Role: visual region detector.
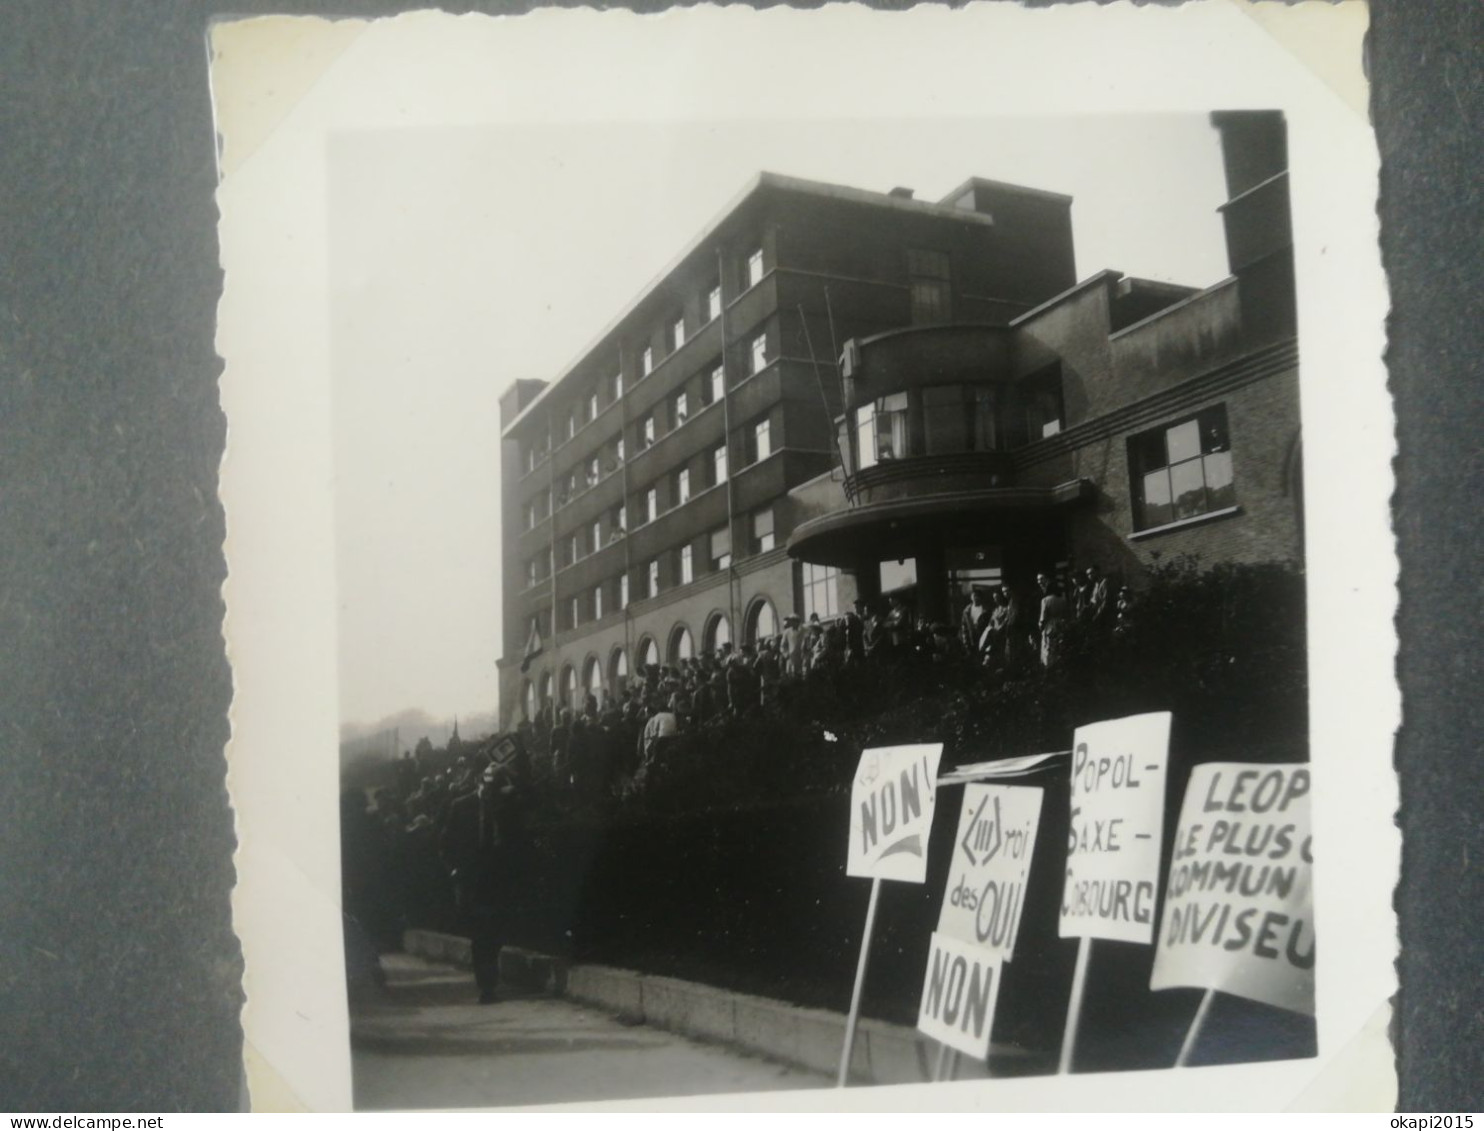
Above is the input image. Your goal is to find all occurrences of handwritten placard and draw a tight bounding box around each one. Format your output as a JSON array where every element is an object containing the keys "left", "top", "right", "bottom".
[
  {"left": 1151, "top": 762, "right": 1315, "bottom": 1015},
  {"left": 847, "top": 744, "right": 943, "bottom": 883},
  {"left": 916, "top": 931, "right": 1003, "bottom": 1060},
  {"left": 1059, "top": 712, "right": 1171, "bottom": 944},
  {"left": 937, "top": 784, "right": 1043, "bottom": 961}
]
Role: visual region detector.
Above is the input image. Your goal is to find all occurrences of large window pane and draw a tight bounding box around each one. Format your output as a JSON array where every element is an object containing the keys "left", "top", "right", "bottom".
[
  {"left": 1142, "top": 469, "right": 1173, "bottom": 528},
  {"left": 1204, "top": 450, "right": 1236, "bottom": 509},
  {"left": 923, "top": 385, "right": 967, "bottom": 454},
  {"left": 1166, "top": 419, "right": 1202, "bottom": 464},
  {"left": 856, "top": 403, "right": 877, "bottom": 469},
  {"left": 1169, "top": 457, "right": 1208, "bottom": 519},
  {"left": 973, "top": 388, "right": 999, "bottom": 450}
]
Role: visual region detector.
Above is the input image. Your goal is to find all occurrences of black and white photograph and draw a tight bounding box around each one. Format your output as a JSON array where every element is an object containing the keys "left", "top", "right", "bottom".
[{"left": 212, "top": 4, "right": 1395, "bottom": 1112}]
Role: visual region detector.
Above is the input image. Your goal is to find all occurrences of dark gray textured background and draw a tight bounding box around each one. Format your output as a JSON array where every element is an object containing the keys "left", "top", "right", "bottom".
[{"left": 0, "top": 0, "right": 1477, "bottom": 1112}]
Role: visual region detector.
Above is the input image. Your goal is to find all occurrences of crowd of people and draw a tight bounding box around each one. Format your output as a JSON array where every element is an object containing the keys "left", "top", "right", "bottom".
[
  {"left": 342, "top": 563, "right": 1138, "bottom": 990},
  {"left": 508, "top": 563, "right": 1137, "bottom": 795}
]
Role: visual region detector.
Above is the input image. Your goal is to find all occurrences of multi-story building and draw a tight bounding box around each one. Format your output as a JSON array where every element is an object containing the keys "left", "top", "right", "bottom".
[{"left": 498, "top": 111, "right": 1300, "bottom": 726}]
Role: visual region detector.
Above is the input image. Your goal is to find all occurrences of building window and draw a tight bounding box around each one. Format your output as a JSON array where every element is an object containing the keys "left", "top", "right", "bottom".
[
  {"left": 610, "top": 372, "right": 622, "bottom": 402},
  {"left": 570, "top": 596, "right": 581, "bottom": 629},
  {"left": 752, "top": 507, "right": 775, "bottom": 554},
  {"left": 593, "top": 584, "right": 604, "bottom": 621},
  {"left": 752, "top": 418, "right": 772, "bottom": 463},
  {"left": 676, "top": 467, "right": 691, "bottom": 505},
  {"left": 750, "top": 333, "right": 768, "bottom": 375},
  {"left": 855, "top": 392, "right": 910, "bottom": 468},
  {"left": 523, "top": 679, "right": 537, "bottom": 721},
  {"left": 880, "top": 557, "right": 918, "bottom": 593},
  {"left": 591, "top": 520, "right": 601, "bottom": 551},
  {"left": 585, "top": 655, "right": 604, "bottom": 706},
  {"left": 588, "top": 456, "right": 600, "bottom": 485},
  {"left": 563, "top": 665, "right": 578, "bottom": 709},
  {"left": 711, "top": 526, "right": 732, "bottom": 571},
  {"left": 615, "top": 503, "right": 627, "bottom": 534},
  {"left": 526, "top": 558, "right": 538, "bottom": 588},
  {"left": 643, "top": 416, "right": 656, "bottom": 448},
  {"left": 745, "top": 597, "right": 777, "bottom": 644},
  {"left": 672, "top": 316, "right": 686, "bottom": 350},
  {"left": 920, "top": 384, "right": 999, "bottom": 455},
  {"left": 616, "top": 436, "right": 625, "bottom": 463},
  {"left": 707, "top": 284, "right": 723, "bottom": 322},
  {"left": 567, "top": 410, "right": 578, "bottom": 440},
  {"left": 524, "top": 502, "right": 536, "bottom": 530},
  {"left": 639, "top": 636, "right": 659, "bottom": 670},
  {"left": 907, "top": 248, "right": 952, "bottom": 325},
  {"left": 1128, "top": 406, "right": 1236, "bottom": 530},
  {"left": 641, "top": 345, "right": 654, "bottom": 376},
  {"left": 1023, "top": 366, "right": 1064, "bottom": 441},
  {"left": 648, "top": 559, "right": 660, "bottom": 598},
  {"left": 588, "top": 391, "right": 599, "bottom": 422},
  {"left": 645, "top": 487, "right": 658, "bottom": 524},
  {"left": 670, "top": 624, "right": 694, "bottom": 663},
  {"left": 680, "top": 544, "right": 694, "bottom": 585},
  {"left": 538, "top": 671, "right": 552, "bottom": 706},
  {"left": 746, "top": 247, "right": 765, "bottom": 288},
  {"left": 713, "top": 443, "right": 728, "bottom": 486},
  {"left": 674, "top": 391, "right": 689, "bottom": 426},
  {"left": 704, "top": 611, "right": 731, "bottom": 652},
  {"left": 708, "top": 363, "right": 725, "bottom": 405},
  {"left": 610, "top": 646, "right": 628, "bottom": 691},
  {"left": 802, "top": 562, "right": 840, "bottom": 620},
  {"left": 620, "top": 573, "right": 630, "bottom": 609},
  {"left": 570, "top": 533, "right": 582, "bottom": 563}
]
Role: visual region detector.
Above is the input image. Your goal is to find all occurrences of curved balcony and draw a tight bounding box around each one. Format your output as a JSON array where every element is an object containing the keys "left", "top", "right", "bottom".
[
  {"left": 788, "top": 477, "right": 1094, "bottom": 568},
  {"left": 845, "top": 451, "right": 1015, "bottom": 507}
]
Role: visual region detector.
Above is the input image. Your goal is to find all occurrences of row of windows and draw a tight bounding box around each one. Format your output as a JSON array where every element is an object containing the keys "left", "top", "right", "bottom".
[
  {"left": 522, "top": 246, "right": 772, "bottom": 476},
  {"left": 529, "top": 507, "right": 775, "bottom": 625}
]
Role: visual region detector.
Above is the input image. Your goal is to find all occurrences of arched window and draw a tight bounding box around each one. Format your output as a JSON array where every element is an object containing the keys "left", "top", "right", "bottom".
[
  {"left": 561, "top": 664, "right": 578, "bottom": 711},
  {"left": 521, "top": 679, "right": 536, "bottom": 721},
  {"left": 609, "top": 647, "right": 628, "bottom": 693},
  {"left": 669, "top": 624, "right": 694, "bottom": 664},
  {"left": 583, "top": 654, "right": 604, "bottom": 707},
  {"left": 537, "top": 671, "right": 553, "bottom": 707},
  {"left": 637, "top": 635, "right": 659, "bottom": 670},
  {"left": 745, "top": 597, "right": 778, "bottom": 645},
  {"left": 703, "top": 611, "right": 731, "bottom": 654}
]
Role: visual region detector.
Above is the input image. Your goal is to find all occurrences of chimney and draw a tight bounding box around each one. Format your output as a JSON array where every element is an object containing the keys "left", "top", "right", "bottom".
[{"left": 888, "top": 186, "right": 915, "bottom": 200}]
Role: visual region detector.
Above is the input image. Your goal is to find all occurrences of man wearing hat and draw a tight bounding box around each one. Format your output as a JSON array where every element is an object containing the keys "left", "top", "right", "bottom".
[{"left": 781, "top": 614, "right": 806, "bottom": 678}]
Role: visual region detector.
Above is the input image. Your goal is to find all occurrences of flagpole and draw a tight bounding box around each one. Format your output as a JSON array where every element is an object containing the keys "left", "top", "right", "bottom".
[{"left": 1058, "top": 936, "right": 1092, "bottom": 1074}]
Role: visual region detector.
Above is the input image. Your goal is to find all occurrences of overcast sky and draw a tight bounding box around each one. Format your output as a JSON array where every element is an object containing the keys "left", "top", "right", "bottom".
[{"left": 328, "top": 114, "right": 1231, "bottom": 729}]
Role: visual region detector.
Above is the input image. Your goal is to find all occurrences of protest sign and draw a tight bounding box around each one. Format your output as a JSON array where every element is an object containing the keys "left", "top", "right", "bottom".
[
  {"left": 937, "top": 784, "right": 1043, "bottom": 961},
  {"left": 846, "top": 743, "right": 943, "bottom": 884},
  {"left": 1059, "top": 711, "right": 1171, "bottom": 944},
  {"left": 917, "top": 931, "right": 1003, "bottom": 1060},
  {"left": 1151, "top": 762, "right": 1314, "bottom": 1015}
]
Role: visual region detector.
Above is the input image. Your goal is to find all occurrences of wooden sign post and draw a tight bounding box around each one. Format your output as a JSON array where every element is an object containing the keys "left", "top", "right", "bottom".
[{"left": 840, "top": 743, "right": 943, "bottom": 1086}]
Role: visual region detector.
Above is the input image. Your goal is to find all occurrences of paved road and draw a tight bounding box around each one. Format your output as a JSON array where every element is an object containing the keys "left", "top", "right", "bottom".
[{"left": 350, "top": 954, "right": 829, "bottom": 1111}]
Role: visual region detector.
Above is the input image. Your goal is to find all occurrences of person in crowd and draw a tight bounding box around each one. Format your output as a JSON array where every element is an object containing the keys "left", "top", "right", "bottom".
[
  {"left": 960, "top": 588, "right": 991, "bottom": 655},
  {"left": 438, "top": 740, "right": 528, "bottom": 1004},
  {"left": 781, "top": 614, "right": 807, "bottom": 678},
  {"left": 1113, "top": 585, "right": 1136, "bottom": 636},
  {"left": 884, "top": 593, "right": 916, "bottom": 655},
  {"left": 755, "top": 637, "right": 783, "bottom": 711},
  {"left": 1037, "top": 571, "right": 1069, "bottom": 667},
  {"left": 726, "top": 648, "right": 759, "bottom": 716},
  {"left": 844, "top": 600, "right": 867, "bottom": 666},
  {"left": 638, "top": 703, "right": 678, "bottom": 765},
  {"left": 1084, "top": 563, "right": 1113, "bottom": 625}
]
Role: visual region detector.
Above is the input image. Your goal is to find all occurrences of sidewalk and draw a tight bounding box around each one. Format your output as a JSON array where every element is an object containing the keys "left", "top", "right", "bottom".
[
  {"left": 401, "top": 930, "right": 1051, "bottom": 1087},
  {"left": 351, "top": 952, "right": 829, "bottom": 1111}
]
